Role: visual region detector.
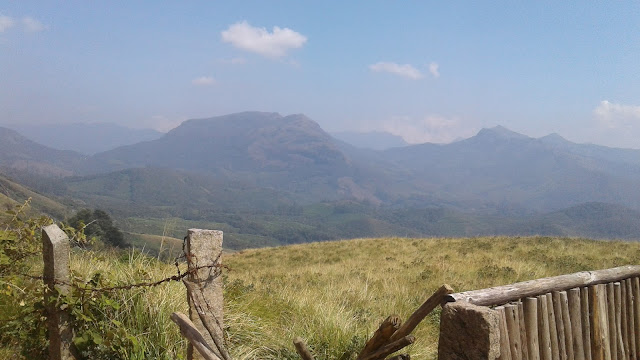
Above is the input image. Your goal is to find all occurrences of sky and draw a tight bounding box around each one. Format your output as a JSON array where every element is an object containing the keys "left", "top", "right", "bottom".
[{"left": 1, "top": 2, "right": 639, "bottom": 148}]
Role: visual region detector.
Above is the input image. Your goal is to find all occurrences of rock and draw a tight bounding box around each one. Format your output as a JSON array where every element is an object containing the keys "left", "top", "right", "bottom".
[{"left": 438, "top": 301, "right": 500, "bottom": 360}]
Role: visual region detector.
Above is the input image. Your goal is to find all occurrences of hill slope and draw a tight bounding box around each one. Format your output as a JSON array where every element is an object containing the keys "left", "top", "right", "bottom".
[
  {"left": 7, "top": 123, "right": 163, "bottom": 155},
  {"left": 0, "top": 127, "right": 84, "bottom": 176},
  {"left": 380, "top": 126, "right": 640, "bottom": 211},
  {"left": 84, "top": 112, "right": 381, "bottom": 203}
]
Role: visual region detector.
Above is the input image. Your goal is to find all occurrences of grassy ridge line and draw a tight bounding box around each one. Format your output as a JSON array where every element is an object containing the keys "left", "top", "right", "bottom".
[{"left": 223, "top": 236, "right": 640, "bottom": 359}]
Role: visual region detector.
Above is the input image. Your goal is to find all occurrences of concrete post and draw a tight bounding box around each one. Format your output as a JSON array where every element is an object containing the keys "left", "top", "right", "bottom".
[
  {"left": 42, "top": 224, "right": 75, "bottom": 360},
  {"left": 185, "top": 229, "right": 224, "bottom": 360},
  {"left": 438, "top": 301, "right": 501, "bottom": 360}
]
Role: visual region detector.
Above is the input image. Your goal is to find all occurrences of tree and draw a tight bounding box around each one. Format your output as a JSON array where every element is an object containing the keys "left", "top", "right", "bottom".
[{"left": 67, "top": 209, "right": 126, "bottom": 248}]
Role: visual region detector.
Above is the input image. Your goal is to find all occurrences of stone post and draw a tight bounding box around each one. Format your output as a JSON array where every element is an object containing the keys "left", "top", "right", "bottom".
[
  {"left": 42, "top": 224, "right": 75, "bottom": 360},
  {"left": 185, "top": 229, "right": 224, "bottom": 360},
  {"left": 438, "top": 301, "right": 501, "bottom": 360}
]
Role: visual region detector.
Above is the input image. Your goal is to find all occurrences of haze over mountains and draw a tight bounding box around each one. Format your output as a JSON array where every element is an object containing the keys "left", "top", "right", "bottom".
[
  {"left": 6, "top": 123, "right": 163, "bottom": 155},
  {"left": 1, "top": 111, "right": 640, "bottom": 247}
]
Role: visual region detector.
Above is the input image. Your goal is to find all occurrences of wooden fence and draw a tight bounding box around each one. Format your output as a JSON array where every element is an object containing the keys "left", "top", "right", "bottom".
[{"left": 439, "top": 265, "right": 640, "bottom": 360}]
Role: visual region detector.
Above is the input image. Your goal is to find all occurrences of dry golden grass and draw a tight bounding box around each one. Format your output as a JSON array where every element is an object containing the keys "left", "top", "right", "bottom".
[
  {"left": 223, "top": 236, "right": 640, "bottom": 359},
  {"left": 5, "top": 235, "right": 639, "bottom": 359}
]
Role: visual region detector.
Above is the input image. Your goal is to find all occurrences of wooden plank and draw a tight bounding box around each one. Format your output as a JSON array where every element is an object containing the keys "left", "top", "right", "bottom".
[
  {"left": 506, "top": 304, "right": 523, "bottom": 360},
  {"left": 589, "top": 284, "right": 611, "bottom": 360},
  {"left": 581, "top": 287, "right": 593, "bottom": 360},
  {"left": 621, "top": 280, "right": 629, "bottom": 358},
  {"left": 497, "top": 306, "right": 513, "bottom": 360},
  {"left": 538, "top": 295, "right": 552, "bottom": 360},
  {"left": 519, "top": 301, "right": 531, "bottom": 360},
  {"left": 560, "top": 292, "right": 574, "bottom": 360},
  {"left": 171, "top": 312, "right": 222, "bottom": 360},
  {"left": 546, "top": 293, "right": 560, "bottom": 360},
  {"left": 606, "top": 283, "right": 617, "bottom": 360},
  {"left": 552, "top": 292, "right": 568, "bottom": 360},
  {"left": 625, "top": 279, "right": 636, "bottom": 359},
  {"left": 567, "top": 288, "right": 585, "bottom": 360},
  {"left": 633, "top": 277, "right": 640, "bottom": 359},
  {"left": 525, "top": 297, "right": 541, "bottom": 360},
  {"left": 613, "top": 283, "right": 625, "bottom": 360},
  {"left": 448, "top": 266, "right": 640, "bottom": 306},
  {"left": 390, "top": 284, "right": 453, "bottom": 342},
  {"left": 358, "top": 315, "right": 402, "bottom": 360},
  {"left": 360, "top": 335, "right": 415, "bottom": 360}
]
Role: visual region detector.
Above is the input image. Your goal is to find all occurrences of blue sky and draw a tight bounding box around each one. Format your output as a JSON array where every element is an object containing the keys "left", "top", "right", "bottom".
[{"left": 1, "top": 2, "right": 639, "bottom": 148}]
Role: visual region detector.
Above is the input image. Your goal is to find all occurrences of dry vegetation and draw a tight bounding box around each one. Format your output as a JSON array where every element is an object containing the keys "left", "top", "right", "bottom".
[
  {"left": 4, "top": 235, "right": 640, "bottom": 359},
  {"left": 223, "top": 236, "right": 640, "bottom": 359}
]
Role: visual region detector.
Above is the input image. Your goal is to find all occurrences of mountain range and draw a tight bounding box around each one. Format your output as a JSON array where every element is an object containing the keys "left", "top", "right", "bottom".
[
  {"left": 1, "top": 111, "right": 640, "bottom": 248},
  {"left": 5, "top": 122, "right": 163, "bottom": 155}
]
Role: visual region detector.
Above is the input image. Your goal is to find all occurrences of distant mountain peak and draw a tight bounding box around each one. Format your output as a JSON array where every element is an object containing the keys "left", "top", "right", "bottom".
[
  {"left": 540, "top": 132, "right": 570, "bottom": 145},
  {"left": 474, "top": 125, "right": 530, "bottom": 141}
]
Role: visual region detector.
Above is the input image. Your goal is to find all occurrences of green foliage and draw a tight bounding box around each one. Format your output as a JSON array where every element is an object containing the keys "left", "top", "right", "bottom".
[
  {"left": 0, "top": 199, "right": 53, "bottom": 275},
  {"left": 67, "top": 209, "right": 126, "bottom": 248},
  {"left": 1, "top": 202, "right": 182, "bottom": 359}
]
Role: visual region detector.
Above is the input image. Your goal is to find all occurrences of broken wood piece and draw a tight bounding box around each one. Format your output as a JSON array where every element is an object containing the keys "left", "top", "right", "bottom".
[
  {"left": 390, "top": 284, "right": 454, "bottom": 342},
  {"left": 171, "top": 312, "right": 222, "bottom": 360},
  {"left": 293, "top": 337, "right": 316, "bottom": 360},
  {"left": 360, "top": 335, "right": 415, "bottom": 360},
  {"left": 357, "top": 315, "right": 402, "bottom": 359}
]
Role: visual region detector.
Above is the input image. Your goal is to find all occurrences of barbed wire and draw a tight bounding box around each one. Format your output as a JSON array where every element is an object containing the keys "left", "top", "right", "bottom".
[
  {"left": 5, "top": 236, "right": 228, "bottom": 293},
  {"left": 8, "top": 262, "right": 227, "bottom": 293}
]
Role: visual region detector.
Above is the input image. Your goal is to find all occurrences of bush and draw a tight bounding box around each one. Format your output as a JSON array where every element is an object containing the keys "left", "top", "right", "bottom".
[{"left": 67, "top": 209, "right": 126, "bottom": 248}]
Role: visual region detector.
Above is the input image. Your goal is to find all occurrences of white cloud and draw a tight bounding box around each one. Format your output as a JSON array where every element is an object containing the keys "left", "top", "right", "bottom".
[
  {"left": 429, "top": 62, "right": 440, "bottom": 78},
  {"left": 594, "top": 100, "right": 640, "bottom": 129},
  {"left": 192, "top": 76, "right": 215, "bottom": 86},
  {"left": 22, "top": 17, "right": 45, "bottom": 32},
  {"left": 382, "top": 115, "right": 475, "bottom": 144},
  {"left": 0, "top": 15, "right": 15, "bottom": 32},
  {"left": 369, "top": 62, "right": 423, "bottom": 80},
  {"left": 221, "top": 21, "right": 307, "bottom": 58}
]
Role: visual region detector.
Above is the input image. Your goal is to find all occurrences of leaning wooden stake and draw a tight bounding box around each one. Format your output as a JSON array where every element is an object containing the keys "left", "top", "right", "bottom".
[
  {"left": 357, "top": 315, "right": 402, "bottom": 360},
  {"left": 293, "top": 337, "right": 316, "bottom": 360},
  {"left": 390, "top": 284, "right": 454, "bottom": 342},
  {"left": 359, "top": 335, "right": 415, "bottom": 360},
  {"left": 171, "top": 312, "right": 222, "bottom": 360}
]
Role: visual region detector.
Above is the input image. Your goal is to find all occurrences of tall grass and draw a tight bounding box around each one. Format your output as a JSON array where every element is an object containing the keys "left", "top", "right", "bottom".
[
  {"left": 223, "top": 236, "right": 640, "bottom": 359},
  {"left": 3, "top": 235, "right": 640, "bottom": 359}
]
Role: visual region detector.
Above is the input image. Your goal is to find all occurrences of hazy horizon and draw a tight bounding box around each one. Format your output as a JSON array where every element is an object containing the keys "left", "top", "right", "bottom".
[{"left": 2, "top": 2, "right": 639, "bottom": 148}]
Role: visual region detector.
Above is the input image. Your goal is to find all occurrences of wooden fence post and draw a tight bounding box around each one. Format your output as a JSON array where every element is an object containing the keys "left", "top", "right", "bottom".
[
  {"left": 42, "top": 224, "right": 75, "bottom": 360},
  {"left": 185, "top": 229, "right": 224, "bottom": 360}
]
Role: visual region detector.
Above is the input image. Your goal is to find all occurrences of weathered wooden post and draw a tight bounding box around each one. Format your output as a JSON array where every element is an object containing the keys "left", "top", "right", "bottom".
[
  {"left": 42, "top": 224, "right": 75, "bottom": 360},
  {"left": 185, "top": 229, "right": 225, "bottom": 360}
]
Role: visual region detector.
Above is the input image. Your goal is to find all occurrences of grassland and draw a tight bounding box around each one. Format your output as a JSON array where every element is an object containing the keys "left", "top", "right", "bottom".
[
  {"left": 223, "top": 236, "right": 640, "bottom": 359},
  {"left": 4, "top": 235, "right": 640, "bottom": 359}
]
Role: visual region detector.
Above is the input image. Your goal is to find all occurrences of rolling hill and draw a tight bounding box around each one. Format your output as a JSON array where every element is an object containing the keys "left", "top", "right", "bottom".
[
  {"left": 0, "top": 126, "right": 84, "bottom": 177},
  {"left": 3, "top": 111, "right": 640, "bottom": 247},
  {"left": 6, "top": 122, "right": 163, "bottom": 155}
]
